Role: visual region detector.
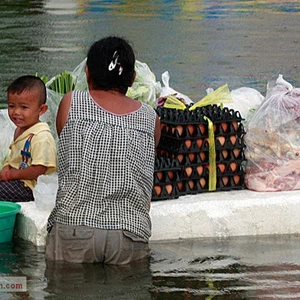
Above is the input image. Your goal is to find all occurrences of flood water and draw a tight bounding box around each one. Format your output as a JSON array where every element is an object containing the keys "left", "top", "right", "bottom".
[
  {"left": 1, "top": 235, "right": 300, "bottom": 299},
  {"left": 1, "top": 0, "right": 300, "bottom": 106},
  {"left": 1, "top": 0, "right": 300, "bottom": 299}
]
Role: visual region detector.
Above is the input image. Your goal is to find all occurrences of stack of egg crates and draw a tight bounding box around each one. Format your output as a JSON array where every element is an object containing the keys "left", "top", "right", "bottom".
[
  {"left": 152, "top": 156, "right": 182, "bottom": 201},
  {"left": 153, "top": 104, "right": 247, "bottom": 200}
]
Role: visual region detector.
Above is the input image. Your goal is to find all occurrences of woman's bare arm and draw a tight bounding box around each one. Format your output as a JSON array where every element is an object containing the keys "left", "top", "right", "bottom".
[{"left": 56, "top": 92, "right": 72, "bottom": 136}]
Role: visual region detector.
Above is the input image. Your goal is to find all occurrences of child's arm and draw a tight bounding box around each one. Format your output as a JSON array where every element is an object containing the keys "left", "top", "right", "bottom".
[
  {"left": 0, "top": 165, "right": 11, "bottom": 181},
  {"left": 0, "top": 165, "right": 47, "bottom": 181}
]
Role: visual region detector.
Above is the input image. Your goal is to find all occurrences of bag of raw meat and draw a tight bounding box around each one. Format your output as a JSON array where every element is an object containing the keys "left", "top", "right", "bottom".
[{"left": 245, "top": 75, "right": 300, "bottom": 191}]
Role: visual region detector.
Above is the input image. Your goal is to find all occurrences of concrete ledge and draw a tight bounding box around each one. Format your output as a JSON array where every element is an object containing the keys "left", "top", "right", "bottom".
[
  {"left": 15, "top": 202, "right": 49, "bottom": 247},
  {"left": 15, "top": 189, "right": 300, "bottom": 247},
  {"left": 150, "top": 189, "right": 300, "bottom": 240}
]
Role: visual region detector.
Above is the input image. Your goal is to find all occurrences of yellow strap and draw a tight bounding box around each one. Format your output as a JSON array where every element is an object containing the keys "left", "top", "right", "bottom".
[
  {"left": 163, "top": 95, "right": 187, "bottom": 110},
  {"left": 204, "top": 116, "right": 216, "bottom": 191},
  {"left": 189, "top": 84, "right": 232, "bottom": 111}
]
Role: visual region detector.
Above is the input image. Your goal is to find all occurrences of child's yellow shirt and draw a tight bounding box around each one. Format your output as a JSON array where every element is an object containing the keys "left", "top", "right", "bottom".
[{"left": 5, "top": 122, "right": 57, "bottom": 190}]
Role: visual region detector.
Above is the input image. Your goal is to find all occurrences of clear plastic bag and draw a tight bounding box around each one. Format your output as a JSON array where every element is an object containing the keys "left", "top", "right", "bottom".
[
  {"left": 33, "top": 173, "right": 58, "bottom": 212},
  {"left": 225, "top": 87, "right": 264, "bottom": 125},
  {"left": 159, "top": 71, "right": 194, "bottom": 106},
  {"left": 126, "top": 60, "right": 161, "bottom": 107},
  {"left": 245, "top": 75, "right": 300, "bottom": 191},
  {"left": 71, "top": 58, "right": 88, "bottom": 91},
  {"left": 40, "top": 89, "right": 62, "bottom": 144},
  {"left": 0, "top": 109, "right": 15, "bottom": 169}
]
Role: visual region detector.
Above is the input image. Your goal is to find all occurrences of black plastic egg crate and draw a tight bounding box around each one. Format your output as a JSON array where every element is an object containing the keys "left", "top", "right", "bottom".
[{"left": 152, "top": 105, "right": 247, "bottom": 201}]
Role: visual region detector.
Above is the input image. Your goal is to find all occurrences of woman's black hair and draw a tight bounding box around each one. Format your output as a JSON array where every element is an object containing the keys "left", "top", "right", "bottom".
[{"left": 86, "top": 36, "right": 135, "bottom": 94}]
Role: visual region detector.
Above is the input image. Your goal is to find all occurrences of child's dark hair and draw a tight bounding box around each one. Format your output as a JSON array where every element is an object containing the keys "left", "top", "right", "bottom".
[
  {"left": 86, "top": 36, "right": 135, "bottom": 94},
  {"left": 7, "top": 75, "right": 46, "bottom": 105}
]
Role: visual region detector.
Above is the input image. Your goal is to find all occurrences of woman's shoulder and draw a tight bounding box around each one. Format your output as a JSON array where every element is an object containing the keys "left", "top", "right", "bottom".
[{"left": 139, "top": 102, "right": 157, "bottom": 116}]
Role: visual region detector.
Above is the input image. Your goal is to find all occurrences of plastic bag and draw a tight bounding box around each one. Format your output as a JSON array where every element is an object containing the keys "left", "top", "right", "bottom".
[
  {"left": 71, "top": 58, "right": 88, "bottom": 91},
  {"left": 40, "top": 89, "right": 62, "bottom": 144},
  {"left": 224, "top": 87, "right": 264, "bottom": 125},
  {"left": 126, "top": 60, "right": 161, "bottom": 107},
  {"left": 0, "top": 109, "right": 15, "bottom": 169},
  {"left": 33, "top": 173, "right": 58, "bottom": 212},
  {"left": 159, "top": 71, "right": 194, "bottom": 105},
  {"left": 244, "top": 75, "right": 300, "bottom": 191}
]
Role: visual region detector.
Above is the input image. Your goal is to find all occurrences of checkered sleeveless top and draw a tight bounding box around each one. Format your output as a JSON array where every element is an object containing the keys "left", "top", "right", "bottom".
[{"left": 47, "top": 90, "right": 157, "bottom": 240}]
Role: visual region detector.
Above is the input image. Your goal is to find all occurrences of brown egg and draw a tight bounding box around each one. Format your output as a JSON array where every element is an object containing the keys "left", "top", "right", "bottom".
[
  {"left": 199, "top": 152, "right": 206, "bottom": 162},
  {"left": 198, "top": 124, "right": 206, "bottom": 135},
  {"left": 196, "top": 165, "right": 203, "bottom": 176},
  {"left": 167, "top": 171, "right": 174, "bottom": 180},
  {"left": 188, "top": 180, "right": 195, "bottom": 190},
  {"left": 177, "top": 182, "right": 183, "bottom": 191},
  {"left": 160, "top": 123, "right": 167, "bottom": 131},
  {"left": 213, "top": 124, "right": 217, "bottom": 133},
  {"left": 154, "top": 185, "right": 162, "bottom": 196},
  {"left": 188, "top": 153, "right": 196, "bottom": 163},
  {"left": 216, "top": 136, "right": 226, "bottom": 146},
  {"left": 233, "top": 175, "right": 240, "bottom": 185},
  {"left": 232, "top": 121, "right": 239, "bottom": 131},
  {"left": 217, "top": 163, "right": 226, "bottom": 174},
  {"left": 230, "top": 162, "right": 237, "bottom": 172},
  {"left": 220, "top": 122, "right": 228, "bottom": 132},
  {"left": 175, "top": 125, "right": 184, "bottom": 136},
  {"left": 159, "top": 150, "right": 167, "bottom": 156},
  {"left": 230, "top": 135, "right": 237, "bottom": 146},
  {"left": 185, "top": 167, "right": 193, "bottom": 177},
  {"left": 222, "top": 176, "right": 229, "bottom": 186},
  {"left": 232, "top": 148, "right": 240, "bottom": 158},
  {"left": 196, "top": 138, "right": 203, "bottom": 148},
  {"left": 165, "top": 184, "right": 173, "bottom": 195},
  {"left": 185, "top": 139, "right": 192, "bottom": 150},
  {"left": 177, "top": 154, "right": 184, "bottom": 163},
  {"left": 156, "top": 171, "right": 163, "bottom": 181},
  {"left": 199, "top": 178, "right": 206, "bottom": 188},
  {"left": 187, "top": 125, "right": 195, "bottom": 136},
  {"left": 222, "top": 149, "right": 229, "bottom": 159}
]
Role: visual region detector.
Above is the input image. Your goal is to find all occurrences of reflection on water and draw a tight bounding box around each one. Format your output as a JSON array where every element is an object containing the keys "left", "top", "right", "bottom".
[
  {"left": 44, "top": 0, "right": 300, "bottom": 18},
  {"left": 150, "top": 235, "right": 300, "bottom": 299},
  {"left": 1, "top": 0, "right": 300, "bottom": 107},
  {"left": 1, "top": 235, "right": 300, "bottom": 299}
]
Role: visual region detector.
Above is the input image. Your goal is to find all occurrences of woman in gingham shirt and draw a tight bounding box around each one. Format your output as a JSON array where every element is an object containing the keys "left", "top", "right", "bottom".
[{"left": 46, "top": 36, "right": 161, "bottom": 265}]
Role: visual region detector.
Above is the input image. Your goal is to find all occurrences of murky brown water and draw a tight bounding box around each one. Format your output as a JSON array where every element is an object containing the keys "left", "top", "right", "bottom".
[{"left": 1, "top": 1, "right": 300, "bottom": 299}]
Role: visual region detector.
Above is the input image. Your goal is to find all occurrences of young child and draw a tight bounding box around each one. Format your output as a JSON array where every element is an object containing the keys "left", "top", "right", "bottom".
[{"left": 0, "top": 75, "right": 57, "bottom": 202}]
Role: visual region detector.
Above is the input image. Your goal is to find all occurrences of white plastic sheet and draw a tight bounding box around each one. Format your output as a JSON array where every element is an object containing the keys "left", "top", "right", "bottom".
[
  {"left": 159, "top": 71, "right": 194, "bottom": 105},
  {"left": 0, "top": 109, "right": 15, "bottom": 169}
]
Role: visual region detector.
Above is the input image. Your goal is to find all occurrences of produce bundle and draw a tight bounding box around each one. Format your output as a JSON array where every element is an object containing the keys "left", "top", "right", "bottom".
[
  {"left": 45, "top": 70, "right": 76, "bottom": 94},
  {"left": 152, "top": 85, "right": 247, "bottom": 201},
  {"left": 245, "top": 75, "right": 300, "bottom": 191}
]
